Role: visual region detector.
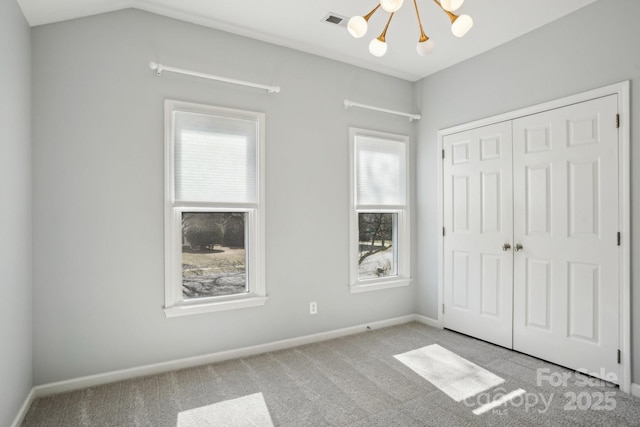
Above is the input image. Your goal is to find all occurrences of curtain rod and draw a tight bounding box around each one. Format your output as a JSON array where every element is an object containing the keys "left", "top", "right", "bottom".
[
  {"left": 149, "top": 62, "right": 281, "bottom": 94},
  {"left": 343, "top": 100, "right": 421, "bottom": 122}
]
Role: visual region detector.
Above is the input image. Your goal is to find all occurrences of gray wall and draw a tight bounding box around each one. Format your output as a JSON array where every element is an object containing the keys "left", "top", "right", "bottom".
[
  {"left": 31, "top": 9, "right": 415, "bottom": 385},
  {"left": 0, "top": 0, "right": 32, "bottom": 424},
  {"left": 415, "top": 0, "right": 639, "bottom": 383}
]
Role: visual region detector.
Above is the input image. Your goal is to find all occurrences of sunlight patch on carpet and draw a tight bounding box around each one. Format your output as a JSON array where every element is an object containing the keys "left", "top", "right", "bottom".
[
  {"left": 177, "top": 392, "right": 274, "bottom": 427},
  {"left": 394, "top": 344, "right": 504, "bottom": 402}
]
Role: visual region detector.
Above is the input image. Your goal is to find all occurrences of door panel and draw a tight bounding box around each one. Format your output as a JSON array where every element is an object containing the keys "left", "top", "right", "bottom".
[
  {"left": 443, "top": 122, "right": 513, "bottom": 348},
  {"left": 480, "top": 254, "right": 501, "bottom": 316},
  {"left": 453, "top": 176, "right": 470, "bottom": 232},
  {"left": 512, "top": 95, "right": 619, "bottom": 382},
  {"left": 525, "top": 258, "right": 551, "bottom": 330},
  {"left": 525, "top": 164, "right": 552, "bottom": 235}
]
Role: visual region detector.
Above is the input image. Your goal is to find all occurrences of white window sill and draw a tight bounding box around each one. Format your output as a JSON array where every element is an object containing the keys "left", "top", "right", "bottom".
[
  {"left": 164, "top": 295, "right": 268, "bottom": 318},
  {"left": 350, "top": 277, "right": 411, "bottom": 294}
]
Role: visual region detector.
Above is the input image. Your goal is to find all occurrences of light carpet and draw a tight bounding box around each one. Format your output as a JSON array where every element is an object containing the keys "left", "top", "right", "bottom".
[{"left": 22, "top": 322, "right": 640, "bottom": 426}]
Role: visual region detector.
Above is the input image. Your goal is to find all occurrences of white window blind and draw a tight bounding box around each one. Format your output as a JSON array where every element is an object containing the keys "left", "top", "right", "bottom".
[
  {"left": 174, "top": 111, "right": 258, "bottom": 203},
  {"left": 355, "top": 135, "right": 406, "bottom": 206}
]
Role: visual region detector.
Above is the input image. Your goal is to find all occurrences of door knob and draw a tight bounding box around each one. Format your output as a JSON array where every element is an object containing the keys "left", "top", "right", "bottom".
[
  {"left": 502, "top": 243, "right": 511, "bottom": 251},
  {"left": 515, "top": 243, "right": 523, "bottom": 252}
]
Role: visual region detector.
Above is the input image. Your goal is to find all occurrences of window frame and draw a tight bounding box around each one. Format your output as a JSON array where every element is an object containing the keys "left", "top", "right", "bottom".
[
  {"left": 164, "top": 100, "right": 266, "bottom": 317},
  {"left": 349, "top": 128, "right": 411, "bottom": 293}
]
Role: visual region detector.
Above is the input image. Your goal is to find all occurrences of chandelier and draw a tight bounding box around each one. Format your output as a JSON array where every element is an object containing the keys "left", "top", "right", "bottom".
[{"left": 347, "top": 0, "right": 473, "bottom": 57}]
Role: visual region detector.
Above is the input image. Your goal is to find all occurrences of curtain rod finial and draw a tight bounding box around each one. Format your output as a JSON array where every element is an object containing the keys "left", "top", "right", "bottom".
[{"left": 149, "top": 62, "right": 162, "bottom": 75}]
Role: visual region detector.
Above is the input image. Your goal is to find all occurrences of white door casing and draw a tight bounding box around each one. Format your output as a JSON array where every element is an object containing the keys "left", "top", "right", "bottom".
[
  {"left": 512, "top": 95, "right": 620, "bottom": 381},
  {"left": 443, "top": 122, "right": 514, "bottom": 349}
]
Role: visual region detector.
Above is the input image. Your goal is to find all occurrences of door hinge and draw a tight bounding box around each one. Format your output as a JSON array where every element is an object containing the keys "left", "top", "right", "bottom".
[
  {"left": 442, "top": 304, "right": 445, "bottom": 314},
  {"left": 442, "top": 149, "right": 445, "bottom": 159},
  {"left": 616, "top": 114, "right": 620, "bottom": 129},
  {"left": 617, "top": 232, "right": 621, "bottom": 246},
  {"left": 617, "top": 349, "right": 621, "bottom": 364},
  {"left": 443, "top": 227, "right": 445, "bottom": 237}
]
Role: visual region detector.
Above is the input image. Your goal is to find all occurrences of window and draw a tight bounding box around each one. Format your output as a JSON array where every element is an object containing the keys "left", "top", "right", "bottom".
[
  {"left": 349, "top": 128, "right": 410, "bottom": 292},
  {"left": 164, "top": 100, "right": 266, "bottom": 317}
]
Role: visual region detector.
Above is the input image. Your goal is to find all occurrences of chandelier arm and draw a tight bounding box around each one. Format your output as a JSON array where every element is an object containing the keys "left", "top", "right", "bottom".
[
  {"left": 377, "top": 11, "right": 396, "bottom": 42},
  {"left": 413, "top": 0, "right": 429, "bottom": 41},
  {"left": 364, "top": 4, "right": 381, "bottom": 21},
  {"left": 433, "top": 0, "right": 459, "bottom": 23}
]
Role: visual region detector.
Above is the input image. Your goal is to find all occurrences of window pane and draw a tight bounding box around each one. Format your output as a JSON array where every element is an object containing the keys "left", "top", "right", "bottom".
[
  {"left": 358, "top": 213, "right": 398, "bottom": 279},
  {"left": 181, "top": 212, "right": 247, "bottom": 299},
  {"left": 174, "top": 111, "right": 258, "bottom": 203},
  {"left": 356, "top": 136, "right": 406, "bottom": 206}
]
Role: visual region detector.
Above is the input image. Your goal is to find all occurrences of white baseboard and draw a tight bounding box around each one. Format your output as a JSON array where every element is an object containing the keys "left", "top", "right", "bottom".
[
  {"left": 414, "top": 315, "right": 442, "bottom": 329},
  {"left": 10, "top": 388, "right": 35, "bottom": 427},
  {"left": 631, "top": 383, "right": 640, "bottom": 398},
  {"left": 32, "top": 314, "right": 421, "bottom": 398}
]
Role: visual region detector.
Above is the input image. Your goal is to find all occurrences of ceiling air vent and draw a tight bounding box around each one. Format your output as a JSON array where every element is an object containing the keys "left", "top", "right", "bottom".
[{"left": 322, "top": 13, "right": 348, "bottom": 27}]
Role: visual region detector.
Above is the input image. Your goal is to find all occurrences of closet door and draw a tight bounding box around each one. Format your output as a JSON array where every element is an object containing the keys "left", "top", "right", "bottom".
[
  {"left": 443, "top": 122, "right": 513, "bottom": 348},
  {"left": 512, "top": 95, "right": 620, "bottom": 381}
]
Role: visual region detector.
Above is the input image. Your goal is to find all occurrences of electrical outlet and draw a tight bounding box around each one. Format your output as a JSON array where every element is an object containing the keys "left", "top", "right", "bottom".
[{"left": 309, "top": 301, "right": 317, "bottom": 315}]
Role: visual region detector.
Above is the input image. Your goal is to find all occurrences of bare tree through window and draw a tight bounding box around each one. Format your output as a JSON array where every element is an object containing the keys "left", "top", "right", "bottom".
[
  {"left": 181, "top": 212, "right": 247, "bottom": 298},
  {"left": 358, "top": 213, "right": 397, "bottom": 279}
]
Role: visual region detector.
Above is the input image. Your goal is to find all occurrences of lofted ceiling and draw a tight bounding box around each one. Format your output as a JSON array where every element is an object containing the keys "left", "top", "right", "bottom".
[{"left": 17, "top": 0, "right": 597, "bottom": 81}]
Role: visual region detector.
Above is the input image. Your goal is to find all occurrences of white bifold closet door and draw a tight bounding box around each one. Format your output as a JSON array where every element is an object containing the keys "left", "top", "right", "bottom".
[
  {"left": 512, "top": 94, "right": 619, "bottom": 380},
  {"left": 443, "top": 95, "right": 620, "bottom": 382},
  {"left": 443, "top": 121, "right": 514, "bottom": 349}
]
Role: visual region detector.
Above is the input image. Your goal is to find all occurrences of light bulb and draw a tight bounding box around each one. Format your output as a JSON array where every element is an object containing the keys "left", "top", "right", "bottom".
[
  {"left": 451, "top": 14, "right": 473, "bottom": 37},
  {"left": 416, "top": 38, "right": 435, "bottom": 56},
  {"left": 380, "top": 0, "right": 404, "bottom": 13},
  {"left": 369, "top": 38, "right": 388, "bottom": 57},
  {"left": 347, "top": 16, "right": 368, "bottom": 38},
  {"left": 440, "top": 0, "right": 464, "bottom": 12}
]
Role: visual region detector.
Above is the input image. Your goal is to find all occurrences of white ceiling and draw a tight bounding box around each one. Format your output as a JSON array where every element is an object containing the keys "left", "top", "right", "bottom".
[{"left": 17, "top": 0, "right": 597, "bottom": 81}]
